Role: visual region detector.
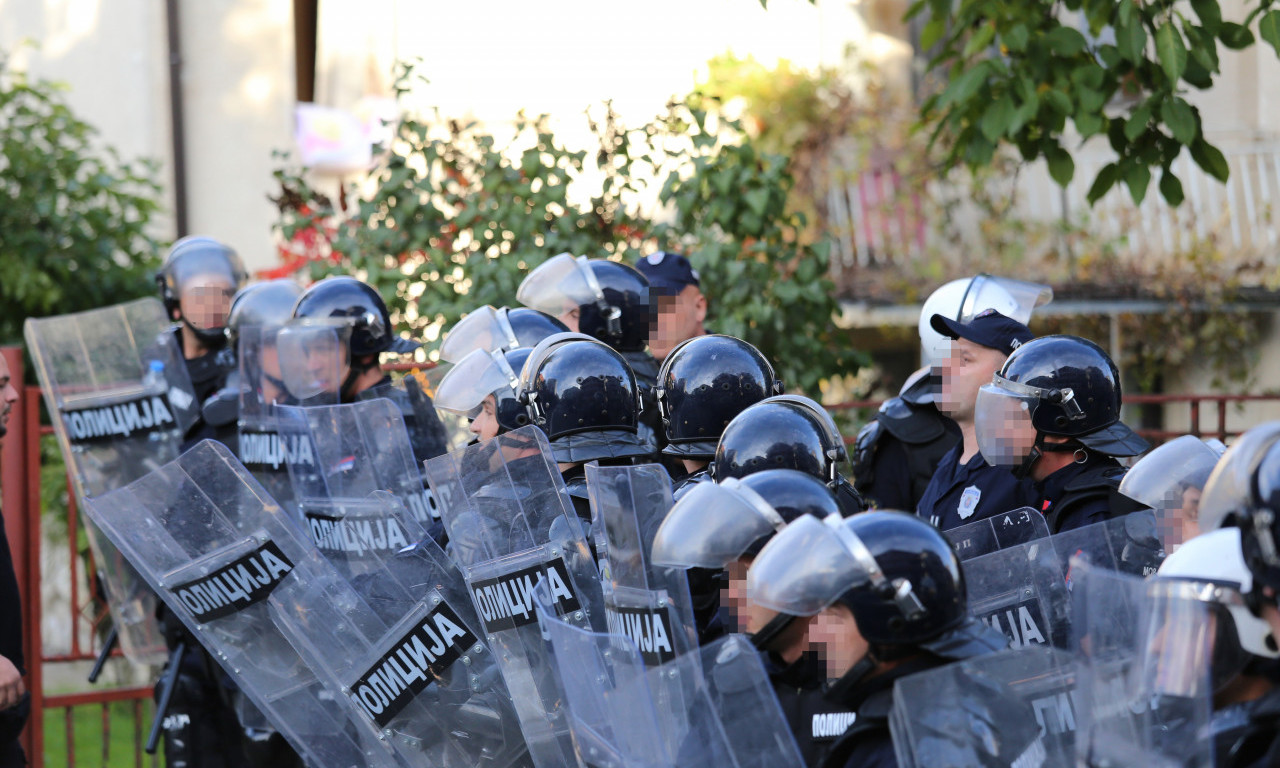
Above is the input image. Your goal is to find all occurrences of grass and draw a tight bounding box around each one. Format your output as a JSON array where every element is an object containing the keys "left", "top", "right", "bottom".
[{"left": 41, "top": 699, "right": 164, "bottom": 768}]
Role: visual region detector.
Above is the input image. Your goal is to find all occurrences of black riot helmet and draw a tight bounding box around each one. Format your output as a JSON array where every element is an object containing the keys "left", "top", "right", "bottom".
[
  {"left": 156, "top": 236, "right": 248, "bottom": 346},
  {"left": 749, "top": 510, "right": 1005, "bottom": 679},
  {"left": 975, "top": 335, "right": 1148, "bottom": 477},
  {"left": 438, "top": 304, "right": 569, "bottom": 363},
  {"left": 290, "top": 276, "right": 420, "bottom": 358},
  {"left": 226, "top": 279, "right": 304, "bottom": 347},
  {"left": 656, "top": 335, "right": 782, "bottom": 459},
  {"left": 737, "top": 470, "right": 841, "bottom": 556},
  {"left": 711, "top": 395, "right": 847, "bottom": 485},
  {"left": 1200, "top": 422, "right": 1280, "bottom": 595},
  {"left": 517, "top": 253, "right": 653, "bottom": 352},
  {"left": 516, "top": 333, "right": 650, "bottom": 463}
]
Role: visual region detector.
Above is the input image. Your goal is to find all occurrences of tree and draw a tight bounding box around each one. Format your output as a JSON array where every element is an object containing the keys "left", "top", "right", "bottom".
[
  {"left": 910, "top": 0, "right": 1280, "bottom": 205},
  {"left": 0, "top": 52, "right": 165, "bottom": 344},
  {"left": 272, "top": 64, "right": 864, "bottom": 394}
]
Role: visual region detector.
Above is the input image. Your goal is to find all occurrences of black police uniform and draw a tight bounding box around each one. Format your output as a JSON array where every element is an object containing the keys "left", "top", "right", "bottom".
[
  {"left": 765, "top": 650, "right": 858, "bottom": 766},
  {"left": 1034, "top": 453, "right": 1137, "bottom": 534},
  {"left": 175, "top": 329, "right": 238, "bottom": 451},
  {"left": 852, "top": 393, "right": 959, "bottom": 512},
  {"left": 819, "top": 656, "right": 944, "bottom": 768},
  {"left": 916, "top": 443, "right": 1038, "bottom": 530}
]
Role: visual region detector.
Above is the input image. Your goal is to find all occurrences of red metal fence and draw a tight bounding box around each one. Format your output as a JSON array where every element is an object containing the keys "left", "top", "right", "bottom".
[{"left": 2, "top": 345, "right": 1277, "bottom": 765}]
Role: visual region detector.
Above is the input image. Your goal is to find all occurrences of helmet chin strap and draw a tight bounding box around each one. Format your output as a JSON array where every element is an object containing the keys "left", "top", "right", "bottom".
[
  {"left": 182, "top": 317, "right": 229, "bottom": 350},
  {"left": 1014, "top": 433, "right": 1081, "bottom": 479},
  {"left": 825, "top": 652, "right": 880, "bottom": 701},
  {"left": 340, "top": 356, "right": 378, "bottom": 403},
  {"left": 749, "top": 613, "right": 799, "bottom": 652}
]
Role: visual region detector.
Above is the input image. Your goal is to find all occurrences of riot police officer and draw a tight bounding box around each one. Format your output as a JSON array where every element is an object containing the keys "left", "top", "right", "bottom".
[
  {"left": 515, "top": 333, "right": 652, "bottom": 520},
  {"left": 435, "top": 345, "right": 536, "bottom": 441},
  {"left": 655, "top": 334, "right": 782, "bottom": 496},
  {"left": 974, "top": 335, "right": 1149, "bottom": 533},
  {"left": 289, "top": 276, "right": 421, "bottom": 402},
  {"left": 156, "top": 237, "right": 247, "bottom": 445},
  {"left": 712, "top": 395, "right": 865, "bottom": 516},
  {"left": 915, "top": 309, "right": 1038, "bottom": 530},
  {"left": 852, "top": 275, "right": 1052, "bottom": 511},
  {"left": 652, "top": 469, "right": 859, "bottom": 763},
  {"left": 438, "top": 304, "right": 568, "bottom": 363},
  {"left": 747, "top": 511, "right": 1009, "bottom": 767}
]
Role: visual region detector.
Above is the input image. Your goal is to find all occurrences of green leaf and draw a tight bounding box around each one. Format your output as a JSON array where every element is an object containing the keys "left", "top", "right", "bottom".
[
  {"left": 979, "top": 95, "right": 1016, "bottom": 142},
  {"left": 1118, "top": 0, "right": 1135, "bottom": 27},
  {"left": 743, "top": 188, "right": 770, "bottom": 216},
  {"left": 1219, "top": 22, "right": 1255, "bottom": 50},
  {"left": 1125, "top": 162, "right": 1152, "bottom": 204},
  {"left": 1046, "top": 146, "right": 1075, "bottom": 186},
  {"left": 1045, "top": 89, "right": 1074, "bottom": 115},
  {"left": 964, "top": 23, "right": 997, "bottom": 57},
  {"left": 1190, "top": 0, "right": 1222, "bottom": 33},
  {"left": 1156, "top": 23, "right": 1188, "bottom": 83},
  {"left": 937, "top": 63, "right": 990, "bottom": 108},
  {"left": 1075, "top": 111, "right": 1105, "bottom": 137},
  {"left": 1046, "top": 27, "right": 1089, "bottom": 55},
  {"left": 1260, "top": 10, "right": 1280, "bottom": 58},
  {"left": 1160, "top": 97, "right": 1197, "bottom": 144},
  {"left": 921, "top": 17, "right": 947, "bottom": 50},
  {"left": 1087, "top": 163, "right": 1121, "bottom": 203},
  {"left": 1190, "top": 137, "right": 1230, "bottom": 181},
  {"left": 1117, "top": 15, "right": 1149, "bottom": 62},
  {"left": 1004, "top": 24, "right": 1030, "bottom": 52},
  {"left": 1159, "top": 167, "right": 1185, "bottom": 205},
  {"left": 1125, "top": 103, "right": 1152, "bottom": 141}
]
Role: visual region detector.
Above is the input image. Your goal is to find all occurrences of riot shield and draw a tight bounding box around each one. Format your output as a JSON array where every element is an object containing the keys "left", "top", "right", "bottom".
[
  {"left": 1069, "top": 559, "right": 1214, "bottom": 768},
  {"left": 889, "top": 646, "right": 1076, "bottom": 768},
  {"left": 25, "top": 297, "right": 199, "bottom": 664},
  {"left": 357, "top": 370, "right": 464, "bottom": 465},
  {"left": 425, "top": 426, "right": 605, "bottom": 768},
  {"left": 278, "top": 398, "right": 438, "bottom": 545},
  {"left": 1050, "top": 511, "right": 1166, "bottom": 580},
  {"left": 237, "top": 323, "right": 342, "bottom": 515},
  {"left": 963, "top": 536, "right": 1071, "bottom": 650},
  {"left": 536, "top": 582, "right": 804, "bottom": 768},
  {"left": 80, "top": 440, "right": 398, "bottom": 768},
  {"left": 945, "top": 506, "right": 1050, "bottom": 561}
]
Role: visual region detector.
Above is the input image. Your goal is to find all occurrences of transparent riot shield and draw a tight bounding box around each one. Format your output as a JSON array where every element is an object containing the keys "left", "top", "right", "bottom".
[
  {"left": 25, "top": 297, "right": 198, "bottom": 664},
  {"left": 1069, "top": 559, "right": 1214, "bottom": 768},
  {"left": 889, "top": 646, "right": 1076, "bottom": 768},
  {"left": 278, "top": 398, "right": 437, "bottom": 550},
  {"left": 80, "top": 440, "right": 397, "bottom": 768},
  {"left": 963, "top": 537, "right": 1071, "bottom": 650},
  {"left": 536, "top": 582, "right": 804, "bottom": 768},
  {"left": 237, "top": 323, "right": 342, "bottom": 515},
  {"left": 425, "top": 426, "right": 605, "bottom": 768},
  {"left": 357, "top": 370, "right": 463, "bottom": 467},
  {"left": 1050, "top": 511, "right": 1166, "bottom": 580},
  {"left": 945, "top": 507, "right": 1051, "bottom": 562}
]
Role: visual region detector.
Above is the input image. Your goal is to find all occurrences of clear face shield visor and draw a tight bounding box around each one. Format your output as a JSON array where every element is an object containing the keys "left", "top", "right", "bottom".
[
  {"left": 439, "top": 306, "right": 520, "bottom": 364},
  {"left": 650, "top": 479, "right": 787, "bottom": 569},
  {"left": 274, "top": 321, "right": 349, "bottom": 401},
  {"left": 434, "top": 347, "right": 521, "bottom": 418},
  {"left": 958, "top": 275, "right": 1053, "bottom": 326},
  {"left": 516, "top": 253, "right": 609, "bottom": 321},
  {"left": 1140, "top": 579, "right": 1248, "bottom": 698}
]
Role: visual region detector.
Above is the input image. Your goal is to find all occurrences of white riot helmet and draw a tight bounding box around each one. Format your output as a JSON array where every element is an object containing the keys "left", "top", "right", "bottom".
[
  {"left": 1156, "top": 528, "right": 1280, "bottom": 677},
  {"left": 918, "top": 275, "right": 1053, "bottom": 367}
]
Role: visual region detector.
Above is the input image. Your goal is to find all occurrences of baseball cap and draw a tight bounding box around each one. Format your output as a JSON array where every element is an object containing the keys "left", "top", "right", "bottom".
[
  {"left": 636, "top": 251, "right": 700, "bottom": 294},
  {"left": 930, "top": 309, "right": 1033, "bottom": 356}
]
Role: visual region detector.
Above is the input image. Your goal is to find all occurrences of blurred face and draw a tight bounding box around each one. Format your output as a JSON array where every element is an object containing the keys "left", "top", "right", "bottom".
[
  {"left": 650, "top": 285, "right": 707, "bottom": 361},
  {"left": 259, "top": 345, "right": 287, "bottom": 405},
  {"left": 178, "top": 273, "right": 236, "bottom": 330},
  {"left": 305, "top": 341, "right": 347, "bottom": 396},
  {"left": 1180, "top": 487, "right": 1203, "bottom": 544},
  {"left": 940, "top": 338, "right": 1007, "bottom": 421},
  {"left": 557, "top": 303, "right": 580, "bottom": 333},
  {"left": 725, "top": 558, "right": 752, "bottom": 632},
  {"left": 0, "top": 355, "right": 18, "bottom": 439},
  {"left": 810, "top": 603, "right": 871, "bottom": 679},
  {"left": 470, "top": 394, "right": 501, "bottom": 442},
  {"left": 975, "top": 387, "right": 1039, "bottom": 467}
]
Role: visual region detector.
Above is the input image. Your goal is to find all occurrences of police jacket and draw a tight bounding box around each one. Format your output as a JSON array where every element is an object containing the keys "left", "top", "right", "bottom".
[
  {"left": 766, "top": 651, "right": 857, "bottom": 767},
  {"left": 1035, "top": 454, "right": 1141, "bottom": 534},
  {"left": 1212, "top": 686, "right": 1280, "bottom": 768},
  {"left": 819, "top": 656, "right": 948, "bottom": 768},
  {"left": 917, "top": 444, "right": 1038, "bottom": 531},
  {"left": 852, "top": 398, "right": 959, "bottom": 512}
]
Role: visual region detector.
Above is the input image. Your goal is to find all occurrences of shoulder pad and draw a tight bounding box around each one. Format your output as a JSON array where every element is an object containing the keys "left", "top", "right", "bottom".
[
  {"left": 1063, "top": 464, "right": 1126, "bottom": 494},
  {"left": 876, "top": 398, "right": 949, "bottom": 445},
  {"left": 854, "top": 421, "right": 883, "bottom": 453}
]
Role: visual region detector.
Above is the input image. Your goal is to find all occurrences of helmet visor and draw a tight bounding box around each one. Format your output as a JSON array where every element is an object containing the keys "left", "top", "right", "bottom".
[
  {"left": 974, "top": 382, "right": 1037, "bottom": 466},
  {"left": 1120, "top": 435, "right": 1223, "bottom": 512},
  {"left": 650, "top": 480, "right": 784, "bottom": 569},
  {"left": 1199, "top": 423, "right": 1280, "bottom": 532},
  {"left": 516, "top": 253, "right": 601, "bottom": 317},
  {"left": 435, "top": 348, "right": 519, "bottom": 417},
  {"left": 275, "top": 322, "right": 347, "bottom": 401},
  {"left": 959, "top": 275, "right": 1053, "bottom": 326},
  {"left": 515, "top": 331, "right": 598, "bottom": 394},
  {"left": 439, "top": 306, "right": 519, "bottom": 363},
  {"left": 1140, "top": 580, "right": 1230, "bottom": 698},
  {"left": 747, "top": 514, "right": 874, "bottom": 616}
]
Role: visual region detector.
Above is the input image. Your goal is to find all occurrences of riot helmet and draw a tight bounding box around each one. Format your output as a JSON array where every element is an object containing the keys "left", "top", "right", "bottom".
[
  {"left": 1200, "top": 422, "right": 1280, "bottom": 593},
  {"left": 975, "top": 335, "right": 1148, "bottom": 477},
  {"left": 655, "top": 335, "right": 782, "bottom": 459},
  {"left": 516, "top": 333, "right": 649, "bottom": 463},
  {"left": 516, "top": 253, "right": 652, "bottom": 352},
  {"left": 435, "top": 346, "right": 534, "bottom": 439},
  {"left": 1120, "top": 434, "right": 1225, "bottom": 549},
  {"left": 1155, "top": 528, "right": 1280, "bottom": 693},
  {"left": 439, "top": 305, "right": 569, "bottom": 364},
  {"left": 156, "top": 236, "right": 248, "bottom": 347},
  {"left": 918, "top": 275, "right": 1052, "bottom": 367},
  {"left": 711, "top": 395, "right": 847, "bottom": 485},
  {"left": 291, "top": 276, "right": 420, "bottom": 358},
  {"left": 226, "top": 279, "right": 304, "bottom": 347},
  {"left": 750, "top": 510, "right": 1003, "bottom": 681}
]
